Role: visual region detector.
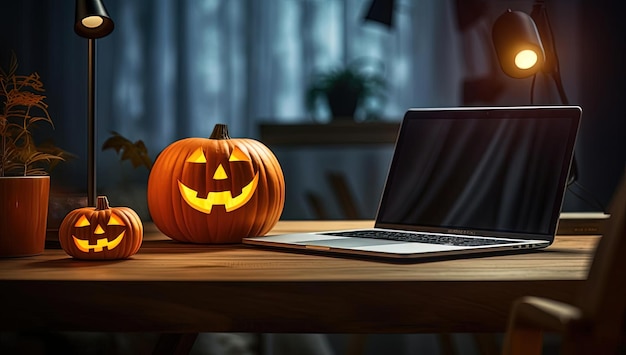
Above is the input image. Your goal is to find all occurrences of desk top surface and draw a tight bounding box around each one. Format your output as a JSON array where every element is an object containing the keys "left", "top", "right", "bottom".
[
  {"left": 0, "top": 220, "right": 598, "bottom": 333},
  {"left": 1, "top": 220, "right": 595, "bottom": 282}
]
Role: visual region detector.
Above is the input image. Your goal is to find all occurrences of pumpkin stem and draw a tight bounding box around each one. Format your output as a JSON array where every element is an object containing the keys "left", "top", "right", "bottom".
[
  {"left": 96, "top": 196, "right": 110, "bottom": 210},
  {"left": 209, "top": 124, "right": 231, "bottom": 140}
]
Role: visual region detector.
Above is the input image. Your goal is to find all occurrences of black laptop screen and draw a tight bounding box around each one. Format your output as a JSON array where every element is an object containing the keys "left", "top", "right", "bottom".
[{"left": 376, "top": 107, "right": 580, "bottom": 238}]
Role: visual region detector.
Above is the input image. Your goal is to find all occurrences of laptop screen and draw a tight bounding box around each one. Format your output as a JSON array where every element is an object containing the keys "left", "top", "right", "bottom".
[{"left": 376, "top": 106, "right": 581, "bottom": 239}]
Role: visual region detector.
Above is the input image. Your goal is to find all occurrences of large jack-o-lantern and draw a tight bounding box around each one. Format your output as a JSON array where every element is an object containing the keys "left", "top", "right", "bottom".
[
  {"left": 147, "top": 124, "right": 285, "bottom": 243},
  {"left": 59, "top": 196, "right": 143, "bottom": 260}
]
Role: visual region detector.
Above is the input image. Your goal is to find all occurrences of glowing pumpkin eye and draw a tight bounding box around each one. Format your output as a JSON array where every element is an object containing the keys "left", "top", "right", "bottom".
[
  {"left": 74, "top": 215, "right": 91, "bottom": 228},
  {"left": 229, "top": 146, "right": 250, "bottom": 162},
  {"left": 186, "top": 147, "right": 207, "bottom": 163},
  {"left": 108, "top": 213, "right": 125, "bottom": 226}
]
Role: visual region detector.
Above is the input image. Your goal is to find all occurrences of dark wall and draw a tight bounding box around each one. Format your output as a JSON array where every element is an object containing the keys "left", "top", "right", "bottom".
[{"left": 574, "top": 0, "right": 625, "bottom": 212}]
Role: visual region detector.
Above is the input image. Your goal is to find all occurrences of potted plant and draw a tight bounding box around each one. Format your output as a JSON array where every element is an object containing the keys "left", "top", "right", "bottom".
[
  {"left": 102, "top": 131, "right": 153, "bottom": 171},
  {"left": 305, "top": 58, "right": 386, "bottom": 121},
  {"left": 100, "top": 131, "right": 153, "bottom": 219},
  {"left": 0, "top": 53, "right": 66, "bottom": 257}
]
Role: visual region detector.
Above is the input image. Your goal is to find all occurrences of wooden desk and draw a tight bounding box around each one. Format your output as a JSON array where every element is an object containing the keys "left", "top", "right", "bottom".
[{"left": 0, "top": 221, "right": 596, "bottom": 334}]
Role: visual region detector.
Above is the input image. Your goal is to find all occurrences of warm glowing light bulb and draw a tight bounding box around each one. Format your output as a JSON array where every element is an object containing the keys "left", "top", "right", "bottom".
[
  {"left": 82, "top": 16, "right": 104, "bottom": 29},
  {"left": 514, "top": 49, "right": 538, "bottom": 70}
]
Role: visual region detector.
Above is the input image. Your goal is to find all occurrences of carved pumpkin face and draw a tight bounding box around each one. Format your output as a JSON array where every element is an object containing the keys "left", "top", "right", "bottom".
[
  {"left": 59, "top": 196, "right": 143, "bottom": 260},
  {"left": 178, "top": 145, "right": 259, "bottom": 214},
  {"left": 71, "top": 212, "right": 125, "bottom": 252},
  {"left": 147, "top": 124, "right": 285, "bottom": 244}
]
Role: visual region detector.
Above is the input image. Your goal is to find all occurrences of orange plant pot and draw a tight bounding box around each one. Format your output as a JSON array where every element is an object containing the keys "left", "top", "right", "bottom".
[{"left": 0, "top": 176, "right": 50, "bottom": 257}]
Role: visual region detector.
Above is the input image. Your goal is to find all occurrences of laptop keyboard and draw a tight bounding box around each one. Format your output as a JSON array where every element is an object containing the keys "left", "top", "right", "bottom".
[{"left": 320, "top": 230, "right": 513, "bottom": 247}]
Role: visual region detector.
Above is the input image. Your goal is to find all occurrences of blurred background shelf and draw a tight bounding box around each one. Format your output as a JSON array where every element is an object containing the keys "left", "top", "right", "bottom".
[{"left": 259, "top": 121, "right": 401, "bottom": 146}]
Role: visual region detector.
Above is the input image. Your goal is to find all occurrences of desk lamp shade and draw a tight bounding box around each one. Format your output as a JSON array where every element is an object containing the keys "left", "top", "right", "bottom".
[
  {"left": 75, "top": 0, "right": 114, "bottom": 39},
  {"left": 147, "top": 124, "right": 285, "bottom": 244},
  {"left": 492, "top": 9, "right": 545, "bottom": 78},
  {"left": 363, "top": 0, "right": 395, "bottom": 27}
]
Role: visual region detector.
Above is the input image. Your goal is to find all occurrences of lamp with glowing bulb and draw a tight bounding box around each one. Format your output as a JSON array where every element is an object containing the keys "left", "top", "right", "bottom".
[
  {"left": 74, "top": 0, "right": 114, "bottom": 207},
  {"left": 492, "top": 9, "right": 545, "bottom": 79}
]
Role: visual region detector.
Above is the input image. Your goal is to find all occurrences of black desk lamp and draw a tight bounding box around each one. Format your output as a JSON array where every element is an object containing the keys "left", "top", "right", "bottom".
[
  {"left": 74, "top": 0, "right": 114, "bottom": 206},
  {"left": 492, "top": 9, "right": 545, "bottom": 79}
]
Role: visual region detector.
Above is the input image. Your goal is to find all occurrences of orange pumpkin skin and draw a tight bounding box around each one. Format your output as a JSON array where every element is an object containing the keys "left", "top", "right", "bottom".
[
  {"left": 147, "top": 124, "right": 285, "bottom": 243},
  {"left": 59, "top": 196, "right": 143, "bottom": 260}
]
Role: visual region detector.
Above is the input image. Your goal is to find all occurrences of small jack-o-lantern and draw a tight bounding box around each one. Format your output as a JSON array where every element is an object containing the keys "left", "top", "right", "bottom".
[
  {"left": 147, "top": 124, "right": 285, "bottom": 243},
  {"left": 59, "top": 196, "right": 143, "bottom": 260}
]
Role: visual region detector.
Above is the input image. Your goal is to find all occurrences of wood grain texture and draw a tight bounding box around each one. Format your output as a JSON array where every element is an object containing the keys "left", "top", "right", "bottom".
[{"left": 0, "top": 221, "right": 597, "bottom": 333}]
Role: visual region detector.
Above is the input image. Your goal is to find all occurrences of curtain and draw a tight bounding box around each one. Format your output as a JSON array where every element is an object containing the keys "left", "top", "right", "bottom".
[
  {"left": 97, "top": 0, "right": 464, "bottom": 218},
  {"left": 99, "top": 0, "right": 462, "bottom": 143},
  {"left": 0, "top": 0, "right": 464, "bottom": 218}
]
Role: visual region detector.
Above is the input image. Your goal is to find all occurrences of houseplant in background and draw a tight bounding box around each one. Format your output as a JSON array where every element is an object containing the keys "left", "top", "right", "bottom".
[
  {"left": 0, "top": 53, "right": 66, "bottom": 257},
  {"left": 101, "top": 131, "right": 153, "bottom": 220},
  {"left": 305, "top": 57, "right": 386, "bottom": 121},
  {"left": 102, "top": 131, "right": 152, "bottom": 171}
]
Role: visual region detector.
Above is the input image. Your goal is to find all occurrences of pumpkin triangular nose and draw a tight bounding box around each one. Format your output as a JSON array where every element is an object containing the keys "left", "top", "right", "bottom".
[
  {"left": 213, "top": 164, "right": 228, "bottom": 180},
  {"left": 94, "top": 224, "right": 106, "bottom": 234}
]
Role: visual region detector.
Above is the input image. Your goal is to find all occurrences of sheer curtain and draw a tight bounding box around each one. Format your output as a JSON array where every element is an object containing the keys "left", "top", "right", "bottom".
[
  {"left": 92, "top": 0, "right": 463, "bottom": 218},
  {"left": 100, "top": 0, "right": 461, "bottom": 141},
  {"left": 0, "top": 0, "right": 464, "bottom": 217}
]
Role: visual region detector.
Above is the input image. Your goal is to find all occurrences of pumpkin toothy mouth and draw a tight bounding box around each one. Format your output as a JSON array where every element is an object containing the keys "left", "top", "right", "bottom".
[
  {"left": 178, "top": 173, "right": 259, "bottom": 214},
  {"left": 72, "top": 231, "right": 125, "bottom": 252}
]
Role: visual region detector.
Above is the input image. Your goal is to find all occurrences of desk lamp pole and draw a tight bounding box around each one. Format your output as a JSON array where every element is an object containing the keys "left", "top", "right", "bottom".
[
  {"left": 87, "top": 38, "right": 97, "bottom": 206},
  {"left": 74, "top": 0, "right": 114, "bottom": 206}
]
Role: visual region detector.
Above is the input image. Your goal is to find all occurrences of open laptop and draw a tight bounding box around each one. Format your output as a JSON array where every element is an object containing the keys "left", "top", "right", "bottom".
[{"left": 244, "top": 106, "right": 582, "bottom": 260}]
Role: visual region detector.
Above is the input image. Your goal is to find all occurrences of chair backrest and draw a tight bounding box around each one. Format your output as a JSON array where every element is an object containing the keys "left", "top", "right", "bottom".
[{"left": 578, "top": 170, "right": 626, "bottom": 342}]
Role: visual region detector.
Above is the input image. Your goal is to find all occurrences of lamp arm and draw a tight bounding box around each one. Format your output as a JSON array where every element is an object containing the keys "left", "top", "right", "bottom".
[
  {"left": 551, "top": 70, "right": 570, "bottom": 105},
  {"left": 530, "top": 1, "right": 570, "bottom": 105},
  {"left": 530, "top": 1, "right": 577, "bottom": 185}
]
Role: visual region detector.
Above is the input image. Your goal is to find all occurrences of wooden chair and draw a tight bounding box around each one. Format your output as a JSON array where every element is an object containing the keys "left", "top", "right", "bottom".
[
  {"left": 326, "top": 172, "right": 362, "bottom": 219},
  {"left": 306, "top": 172, "right": 363, "bottom": 220},
  {"left": 502, "top": 171, "right": 626, "bottom": 355}
]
